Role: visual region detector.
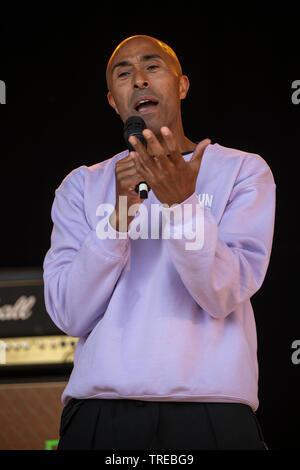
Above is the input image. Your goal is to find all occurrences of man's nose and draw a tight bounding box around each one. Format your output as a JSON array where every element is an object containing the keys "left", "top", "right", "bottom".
[{"left": 133, "top": 70, "right": 149, "bottom": 89}]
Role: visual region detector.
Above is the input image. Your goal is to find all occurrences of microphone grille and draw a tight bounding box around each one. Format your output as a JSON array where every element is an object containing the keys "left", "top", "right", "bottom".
[
  {"left": 124, "top": 116, "right": 146, "bottom": 133},
  {"left": 123, "top": 116, "right": 147, "bottom": 151}
]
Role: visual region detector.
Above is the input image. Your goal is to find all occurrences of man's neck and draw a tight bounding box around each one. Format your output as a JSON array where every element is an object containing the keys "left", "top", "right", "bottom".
[
  {"left": 180, "top": 136, "right": 197, "bottom": 154},
  {"left": 156, "top": 131, "right": 196, "bottom": 155}
]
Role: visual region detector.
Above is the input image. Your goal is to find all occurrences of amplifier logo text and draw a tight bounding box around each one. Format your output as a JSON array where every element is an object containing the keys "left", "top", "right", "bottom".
[{"left": 0, "top": 295, "right": 36, "bottom": 321}]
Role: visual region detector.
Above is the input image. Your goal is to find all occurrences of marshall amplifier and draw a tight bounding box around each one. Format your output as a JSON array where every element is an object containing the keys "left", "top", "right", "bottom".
[
  {"left": 0, "top": 268, "right": 61, "bottom": 337},
  {"left": 0, "top": 268, "right": 77, "bottom": 368}
]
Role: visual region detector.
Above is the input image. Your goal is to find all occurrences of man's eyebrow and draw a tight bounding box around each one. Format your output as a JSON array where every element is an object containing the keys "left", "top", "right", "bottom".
[
  {"left": 140, "top": 54, "right": 162, "bottom": 62},
  {"left": 111, "top": 54, "right": 163, "bottom": 75},
  {"left": 111, "top": 60, "right": 131, "bottom": 74}
]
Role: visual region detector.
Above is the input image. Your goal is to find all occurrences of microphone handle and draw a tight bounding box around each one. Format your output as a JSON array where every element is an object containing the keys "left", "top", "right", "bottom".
[
  {"left": 126, "top": 131, "right": 151, "bottom": 199},
  {"left": 135, "top": 181, "right": 150, "bottom": 199}
]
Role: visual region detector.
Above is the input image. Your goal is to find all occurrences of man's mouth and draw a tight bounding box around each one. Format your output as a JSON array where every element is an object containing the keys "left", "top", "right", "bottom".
[{"left": 134, "top": 96, "right": 159, "bottom": 114}]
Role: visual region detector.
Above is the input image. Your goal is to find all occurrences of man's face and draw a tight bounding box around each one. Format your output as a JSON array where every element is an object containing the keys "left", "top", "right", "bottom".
[{"left": 106, "top": 37, "right": 189, "bottom": 136}]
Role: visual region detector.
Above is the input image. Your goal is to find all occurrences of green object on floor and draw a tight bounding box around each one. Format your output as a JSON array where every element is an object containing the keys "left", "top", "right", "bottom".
[{"left": 45, "top": 439, "right": 59, "bottom": 450}]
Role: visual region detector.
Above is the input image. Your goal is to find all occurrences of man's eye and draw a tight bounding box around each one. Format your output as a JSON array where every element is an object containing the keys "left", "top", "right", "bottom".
[
  {"left": 118, "top": 71, "right": 130, "bottom": 78},
  {"left": 148, "top": 65, "right": 159, "bottom": 71}
]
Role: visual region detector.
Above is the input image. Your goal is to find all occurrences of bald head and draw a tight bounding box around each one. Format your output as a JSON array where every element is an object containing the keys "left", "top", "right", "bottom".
[
  {"left": 105, "top": 34, "right": 190, "bottom": 137},
  {"left": 106, "top": 35, "right": 182, "bottom": 90}
]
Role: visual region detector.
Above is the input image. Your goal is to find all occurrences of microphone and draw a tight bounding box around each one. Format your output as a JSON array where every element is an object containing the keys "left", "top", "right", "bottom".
[{"left": 123, "top": 116, "right": 151, "bottom": 199}]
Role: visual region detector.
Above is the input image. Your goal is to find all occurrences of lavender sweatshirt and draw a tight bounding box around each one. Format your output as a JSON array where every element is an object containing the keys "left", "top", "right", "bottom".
[{"left": 43, "top": 142, "right": 276, "bottom": 411}]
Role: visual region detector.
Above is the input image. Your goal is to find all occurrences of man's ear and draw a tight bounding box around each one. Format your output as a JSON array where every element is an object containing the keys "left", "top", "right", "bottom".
[
  {"left": 179, "top": 75, "right": 190, "bottom": 100},
  {"left": 107, "top": 91, "right": 120, "bottom": 115}
]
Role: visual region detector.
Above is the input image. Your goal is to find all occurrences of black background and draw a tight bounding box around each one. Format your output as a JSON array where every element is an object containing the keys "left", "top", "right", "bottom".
[{"left": 0, "top": 3, "right": 299, "bottom": 450}]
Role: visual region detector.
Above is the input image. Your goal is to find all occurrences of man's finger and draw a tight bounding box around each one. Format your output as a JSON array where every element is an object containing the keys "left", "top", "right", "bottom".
[
  {"left": 190, "top": 139, "right": 211, "bottom": 163},
  {"left": 160, "top": 127, "right": 184, "bottom": 166},
  {"left": 116, "top": 152, "right": 136, "bottom": 167},
  {"left": 128, "top": 136, "right": 155, "bottom": 168},
  {"left": 142, "top": 129, "right": 170, "bottom": 170}
]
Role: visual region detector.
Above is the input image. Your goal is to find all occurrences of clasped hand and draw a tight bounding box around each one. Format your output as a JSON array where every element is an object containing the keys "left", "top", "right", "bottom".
[{"left": 129, "top": 127, "right": 211, "bottom": 207}]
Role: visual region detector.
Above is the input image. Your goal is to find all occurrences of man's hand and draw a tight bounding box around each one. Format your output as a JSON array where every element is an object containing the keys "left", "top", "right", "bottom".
[
  {"left": 129, "top": 127, "right": 211, "bottom": 207},
  {"left": 109, "top": 153, "right": 145, "bottom": 232}
]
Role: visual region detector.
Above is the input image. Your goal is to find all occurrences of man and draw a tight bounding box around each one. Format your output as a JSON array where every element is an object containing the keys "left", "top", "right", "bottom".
[{"left": 43, "top": 35, "right": 276, "bottom": 450}]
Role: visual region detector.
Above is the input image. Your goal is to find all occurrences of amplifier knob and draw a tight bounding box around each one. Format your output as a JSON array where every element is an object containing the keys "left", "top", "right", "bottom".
[
  {"left": 12, "top": 342, "right": 20, "bottom": 350},
  {"left": 22, "top": 342, "right": 30, "bottom": 350}
]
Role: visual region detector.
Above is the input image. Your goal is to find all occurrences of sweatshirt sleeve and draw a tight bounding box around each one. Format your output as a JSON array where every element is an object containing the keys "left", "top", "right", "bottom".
[
  {"left": 43, "top": 166, "right": 130, "bottom": 337},
  {"left": 160, "top": 154, "right": 276, "bottom": 319}
]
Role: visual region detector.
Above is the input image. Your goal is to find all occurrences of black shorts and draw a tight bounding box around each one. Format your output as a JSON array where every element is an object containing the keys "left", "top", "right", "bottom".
[{"left": 57, "top": 398, "right": 268, "bottom": 450}]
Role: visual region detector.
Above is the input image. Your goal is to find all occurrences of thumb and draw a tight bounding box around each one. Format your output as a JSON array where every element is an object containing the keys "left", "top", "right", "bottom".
[{"left": 190, "top": 138, "right": 211, "bottom": 165}]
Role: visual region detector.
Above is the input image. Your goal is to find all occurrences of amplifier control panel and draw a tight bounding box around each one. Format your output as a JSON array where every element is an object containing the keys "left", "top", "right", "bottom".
[{"left": 0, "top": 335, "right": 78, "bottom": 365}]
